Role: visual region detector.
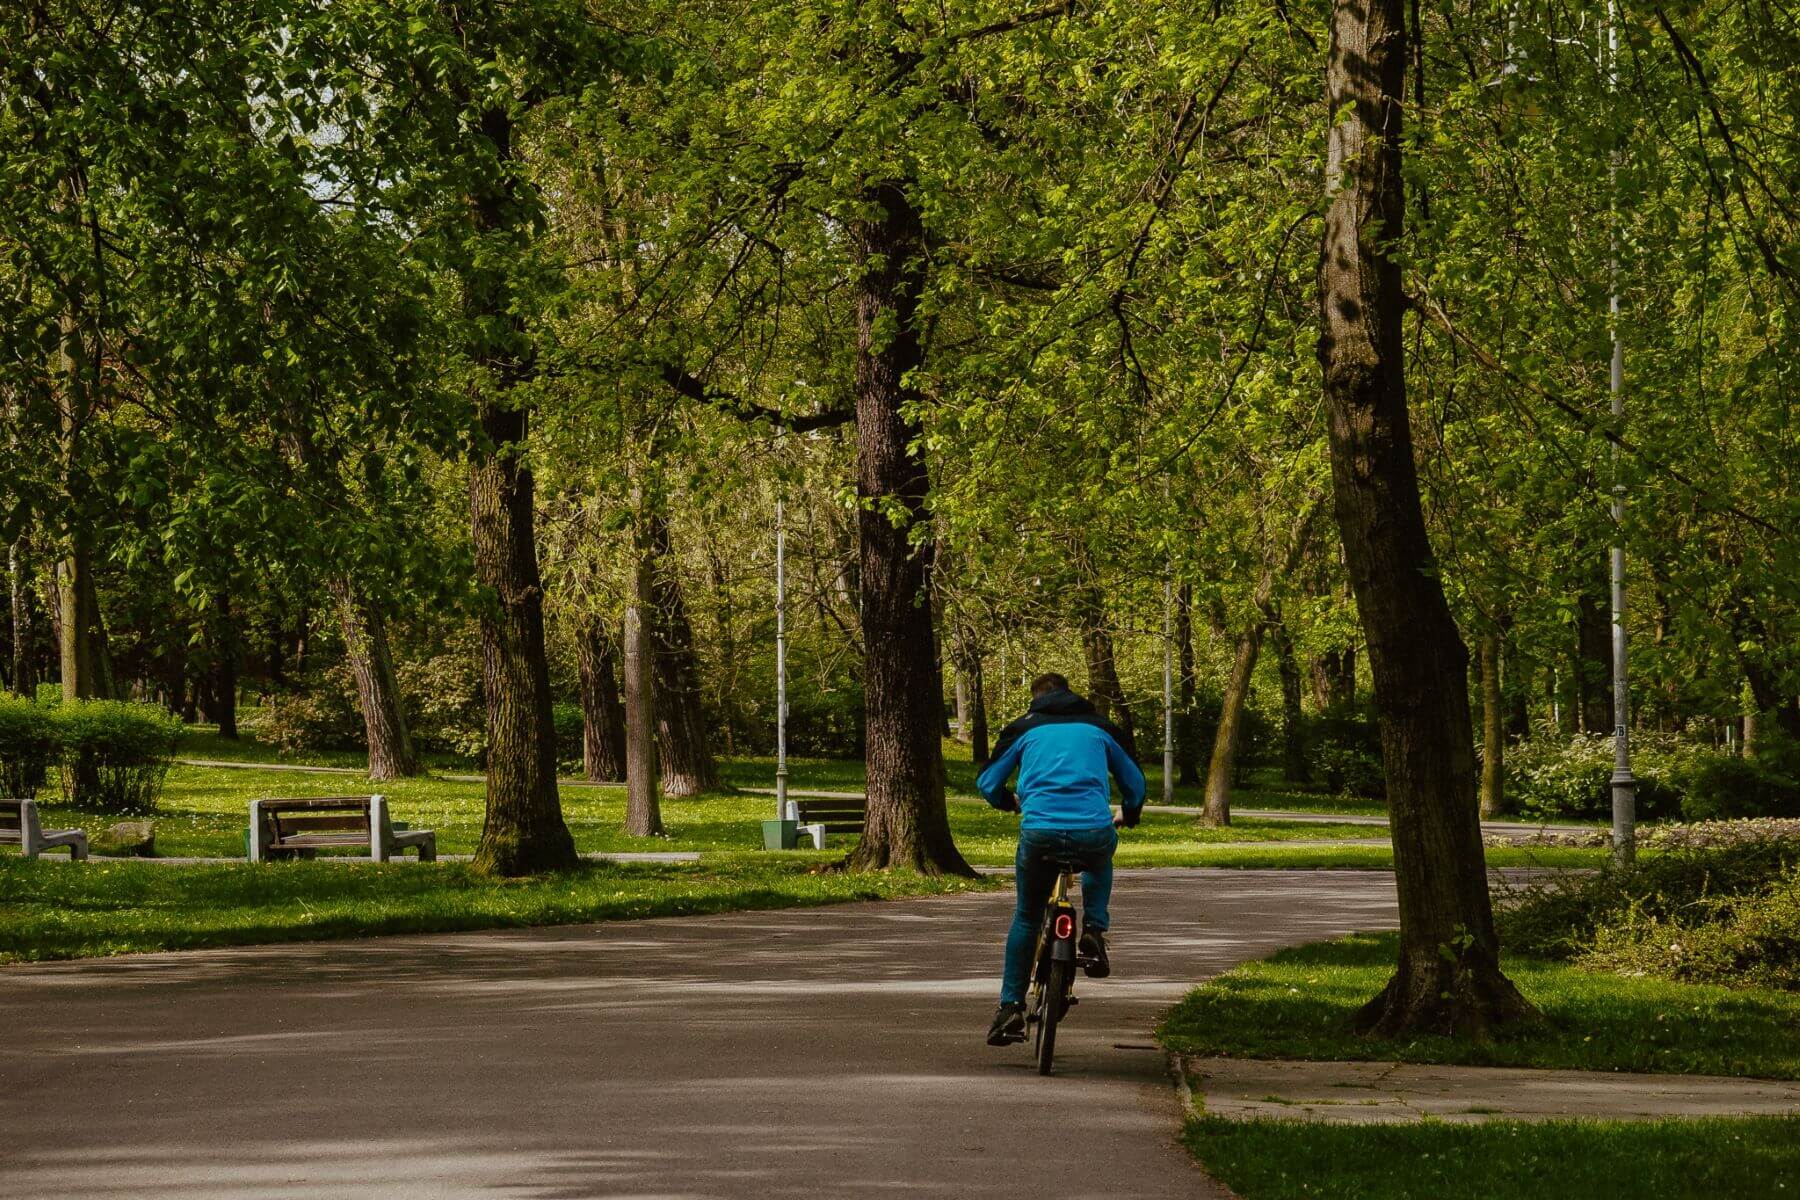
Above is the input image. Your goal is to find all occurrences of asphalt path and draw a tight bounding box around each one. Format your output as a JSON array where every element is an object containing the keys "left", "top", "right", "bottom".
[{"left": 1, "top": 869, "right": 1400, "bottom": 1199}]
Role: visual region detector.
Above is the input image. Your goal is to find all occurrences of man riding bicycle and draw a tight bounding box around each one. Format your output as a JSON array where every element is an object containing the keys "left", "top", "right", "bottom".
[{"left": 977, "top": 673, "right": 1146, "bottom": 1046}]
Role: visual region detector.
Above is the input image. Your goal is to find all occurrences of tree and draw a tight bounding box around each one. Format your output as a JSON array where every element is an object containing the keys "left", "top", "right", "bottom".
[
  {"left": 1318, "top": 0, "right": 1534, "bottom": 1036},
  {"left": 842, "top": 183, "right": 972, "bottom": 876}
]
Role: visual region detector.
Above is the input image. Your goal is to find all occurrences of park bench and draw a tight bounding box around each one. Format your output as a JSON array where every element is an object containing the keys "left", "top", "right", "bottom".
[
  {"left": 792, "top": 795, "right": 866, "bottom": 851},
  {"left": 249, "top": 795, "right": 436, "bottom": 863},
  {"left": 0, "top": 799, "right": 89, "bottom": 861}
]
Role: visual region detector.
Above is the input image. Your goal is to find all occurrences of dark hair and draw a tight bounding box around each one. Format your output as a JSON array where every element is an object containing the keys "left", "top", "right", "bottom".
[{"left": 1030, "top": 672, "right": 1069, "bottom": 697}]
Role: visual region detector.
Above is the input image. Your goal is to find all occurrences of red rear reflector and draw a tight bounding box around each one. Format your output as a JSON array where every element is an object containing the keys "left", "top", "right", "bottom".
[{"left": 1055, "top": 914, "right": 1075, "bottom": 939}]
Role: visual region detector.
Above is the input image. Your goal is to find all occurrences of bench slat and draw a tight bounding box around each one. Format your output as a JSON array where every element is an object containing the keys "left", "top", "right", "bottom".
[
  {"left": 271, "top": 833, "right": 371, "bottom": 848},
  {"left": 273, "top": 815, "right": 369, "bottom": 833},
  {"left": 259, "top": 797, "right": 377, "bottom": 811}
]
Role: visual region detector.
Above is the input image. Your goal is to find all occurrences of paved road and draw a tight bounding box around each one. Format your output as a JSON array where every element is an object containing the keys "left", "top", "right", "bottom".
[{"left": 1, "top": 869, "right": 1399, "bottom": 1199}]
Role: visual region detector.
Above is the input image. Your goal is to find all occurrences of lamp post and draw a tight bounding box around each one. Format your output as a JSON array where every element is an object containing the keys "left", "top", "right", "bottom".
[
  {"left": 1606, "top": 0, "right": 1636, "bottom": 864},
  {"left": 775, "top": 496, "right": 790, "bottom": 822},
  {"left": 1162, "top": 577, "right": 1174, "bottom": 804}
]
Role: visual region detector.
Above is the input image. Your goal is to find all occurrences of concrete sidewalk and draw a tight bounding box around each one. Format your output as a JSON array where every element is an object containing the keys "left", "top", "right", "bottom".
[
  {"left": 1, "top": 869, "right": 1401, "bottom": 1199},
  {"left": 1184, "top": 1055, "right": 1800, "bottom": 1124}
]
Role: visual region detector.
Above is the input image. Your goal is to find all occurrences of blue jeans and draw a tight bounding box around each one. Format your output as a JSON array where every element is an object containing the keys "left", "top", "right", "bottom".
[{"left": 1000, "top": 825, "right": 1118, "bottom": 1004}]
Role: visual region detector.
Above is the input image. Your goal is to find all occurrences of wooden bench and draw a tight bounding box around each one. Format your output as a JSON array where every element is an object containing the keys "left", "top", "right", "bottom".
[
  {"left": 0, "top": 799, "right": 88, "bottom": 861},
  {"left": 792, "top": 796, "right": 867, "bottom": 850},
  {"left": 249, "top": 796, "right": 436, "bottom": 863}
]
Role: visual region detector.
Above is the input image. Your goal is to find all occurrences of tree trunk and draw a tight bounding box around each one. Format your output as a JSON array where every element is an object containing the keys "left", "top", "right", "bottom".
[
  {"left": 968, "top": 652, "right": 990, "bottom": 764},
  {"left": 1203, "top": 620, "right": 1264, "bottom": 826},
  {"left": 1503, "top": 642, "right": 1530, "bottom": 742},
  {"left": 953, "top": 666, "right": 969, "bottom": 742},
  {"left": 9, "top": 542, "right": 33, "bottom": 697},
  {"left": 577, "top": 618, "right": 627, "bottom": 783},
  {"left": 1309, "top": 647, "right": 1357, "bottom": 711},
  {"left": 331, "top": 577, "right": 420, "bottom": 780},
  {"left": 840, "top": 181, "right": 972, "bottom": 876},
  {"left": 1274, "top": 624, "right": 1308, "bottom": 785},
  {"left": 623, "top": 525, "right": 663, "bottom": 836},
  {"left": 1080, "top": 592, "right": 1137, "bottom": 752},
  {"left": 1575, "top": 583, "right": 1611, "bottom": 733},
  {"left": 1319, "top": 0, "right": 1533, "bottom": 1037},
  {"left": 646, "top": 513, "right": 719, "bottom": 797},
  {"left": 212, "top": 587, "right": 239, "bottom": 739},
  {"left": 1175, "top": 583, "right": 1200, "bottom": 785},
  {"left": 464, "top": 101, "right": 578, "bottom": 876},
  {"left": 1479, "top": 629, "right": 1506, "bottom": 817}
]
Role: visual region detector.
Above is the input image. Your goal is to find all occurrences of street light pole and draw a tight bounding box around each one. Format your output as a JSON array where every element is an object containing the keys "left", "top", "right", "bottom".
[
  {"left": 775, "top": 496, "right": 790, "bottom": 822},
  {"left": 1162, "top": 576, "right": 1174, "bottom": 805},
  {"left": 1606, "top": 0, "right": 1636, "bottom": 864}
]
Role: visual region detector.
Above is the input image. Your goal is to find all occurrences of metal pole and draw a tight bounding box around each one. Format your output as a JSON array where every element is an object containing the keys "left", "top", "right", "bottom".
[
  {"left": 775, "top": 497, "right": 790, "bottom": 821},
  {"left": 1606, "top": 0, "right": 1636, "bottom": 864},
  {"left": 1162, "top": 576, "right": 1174, "bottom": 804}
]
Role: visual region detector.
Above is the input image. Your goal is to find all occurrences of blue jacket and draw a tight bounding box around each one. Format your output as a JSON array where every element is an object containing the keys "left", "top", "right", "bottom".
[{"left": 977, "top": 688, "right": 1146, "bottom": 830}]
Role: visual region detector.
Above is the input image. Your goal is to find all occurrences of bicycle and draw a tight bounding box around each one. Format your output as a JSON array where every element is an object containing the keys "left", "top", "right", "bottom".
[{"left": 1025, "top": 856, "right": 1092, "bottom": 1076}]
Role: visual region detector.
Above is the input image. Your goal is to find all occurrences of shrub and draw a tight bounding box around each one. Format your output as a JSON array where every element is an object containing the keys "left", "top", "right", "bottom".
[
  {"left": 0, "top": 696, "right": 58, "bottom": 799},
  {"left": 1503, "top": 734, "right": 1692, "bottom": 821},
  {"left": 1680, "top": 756, "right": 1800, "bottom": 822},
  {"left": 1306, "top": 704, "right": 1385, "bottom": 798},
  {"left": 399, "top": 631, "right": 486, "bottom": 760},
  {"left": 1580, "top": 865, "right": 1800, "bottom": 990},
  {"left": 785, "top": 685, "right": 866, "bottom": 758},
  {"left": 1498, "top": 837, "right": 1800, "bottom": 961},
  {"left": 1188, "top": 688, "right": 1275, "bottom": 785},
  {"left": 552, "top": 701, "right": 584, "bottom": 770},
  {"left": 251, "top": 666, "right": 366, "bottom": 753},
  {"left": 53, "top": 700, "right": 184, "bottom": 814},
  {"left": 33, "top": 682, "right": 61, "bottom": 707}
]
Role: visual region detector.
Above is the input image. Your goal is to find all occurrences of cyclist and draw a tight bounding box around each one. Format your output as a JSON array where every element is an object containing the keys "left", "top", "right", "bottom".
[{"left": 978, "top": 672, "right": 1145, "bottom": 1046}]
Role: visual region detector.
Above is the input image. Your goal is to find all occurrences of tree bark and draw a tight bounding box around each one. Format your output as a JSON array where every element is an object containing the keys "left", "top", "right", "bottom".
[
  {"left": 623, "top": 523, "right": 663, "bottom": 836},
  {"left": 577, "top": 617, "right": 627, "bottom": 783},
  {"left": 465, "top": 104, "right": 578, "bottom": 876},
  {"left": 646, "top": 513, "right": 719, "bottom": 797},
  {"left": 211, "top": 587, "right": 239, "bottom": 739},
  {"left": 1575, "top": 582, "right": 1611, "bottom": 733},
  {"left": 967, "top": 652, "right": 989, "bottom": 764},
  {"left": 1309, "top": 647, "right": 1357, "bottom": 711},
  {"left": 1479, "top": 629, "right": 1506, "bottom": 817},
  {"left": 1079, "top": 591, "right": 1136, "bottom": 749},
  {"left": 1175, "top": 582, "right": 1200, "bottom": 785},
  {"left": 840, "top": 182, "right": 972, "bottom": 876},
  {"left": 9, "top": 542, "right": 34, "bottom": 697},
  {"left": 1203, "top": 620, "right": 1264, "bottom": 826},
  {"left": 1274, "top": 623, "right": 1308, "bottom": 785},
  {"left": 331, "top": 577, "right": 420, "bottom": 780},
  {"left": 1319, "top": 0, "right": 1533, "bottom": 1037}
]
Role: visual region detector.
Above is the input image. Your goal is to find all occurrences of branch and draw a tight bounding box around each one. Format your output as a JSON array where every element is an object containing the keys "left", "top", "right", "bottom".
[
  {"left": 1419, "top": 297, "right": 1786, "bottom": 537},
  {"left": 951, "top": 1, "right": 1078, "bottom": 42},
  {"left": 660, "top": 365, "right": 853, "bottom": 433}
]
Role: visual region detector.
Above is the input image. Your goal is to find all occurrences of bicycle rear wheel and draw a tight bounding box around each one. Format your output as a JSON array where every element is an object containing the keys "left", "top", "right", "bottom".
[{"left": 1035, "top": 959, "right": 1072, "bottom": 1076}]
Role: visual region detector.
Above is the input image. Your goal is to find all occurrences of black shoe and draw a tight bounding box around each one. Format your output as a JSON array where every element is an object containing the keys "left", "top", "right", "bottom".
[
  {"left": 987, "top": 1002, "right": 1027, "bottom": 1045},
  {"left": 1079, "top": 928, "right": 1111, "bottom": 978}
]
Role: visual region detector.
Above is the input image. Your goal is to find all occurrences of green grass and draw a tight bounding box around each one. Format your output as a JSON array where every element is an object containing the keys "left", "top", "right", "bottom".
[
  {"left": 1185, "top": 1115, "right": 1800, "bottom": 1200},
  {"left": 0, "top": 855, "right": 1000, "bottom": 962},
  {"left": 1160, "top": 931, "right": 1800, "bottom": 1079},
  {"left": 23, "top": 761, "right": 1398, "bottom": 863}
]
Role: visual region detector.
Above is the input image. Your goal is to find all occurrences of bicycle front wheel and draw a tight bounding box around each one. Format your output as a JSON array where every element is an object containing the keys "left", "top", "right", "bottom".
[{"left": 1036, "top": 959, "right": 1072, "bottom": 1076}]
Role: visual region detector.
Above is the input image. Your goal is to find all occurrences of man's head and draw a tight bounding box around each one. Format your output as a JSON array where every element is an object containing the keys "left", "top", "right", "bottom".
[{"left": 1030, "top": 672, "right": 1070, "bottom": 698}]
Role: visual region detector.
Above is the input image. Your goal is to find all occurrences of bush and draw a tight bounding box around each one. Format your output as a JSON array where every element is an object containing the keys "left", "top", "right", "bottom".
[
  {"left": 1498, "top": 837, "right": 1800, "bottom": 961},
  {"left": 1503, "top": 734, "right": 1694, "bottom": 821},
  {"left": 53, "top": 700, "right": 184, "bottom": 814},
  {"left": 0, "top": 696, "right": 58, "bottom": 799},
  {"left": 1187, "top": 688, "right": 1275, "bottom": 785},
  {"left": 398, "top": 630, "right": 486, "bottom": 760},
  {"left": 1306, "top": 705, "right": 1384, "bottom": 798},
  {"left": 251, "top": 666, "right": 366, "bottom": 753},
  {"left": 1680, "top": 756, "right": 1800, "bottom": 822},
  {"left": 1580, "top": 865, "right": 1800, "bottom": 990},
  {"left": 785, "top": 685, "right": 866, "bottom": 758},
  {"left": 552, "top": 702, "right": 584, "bottom": 770}
]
